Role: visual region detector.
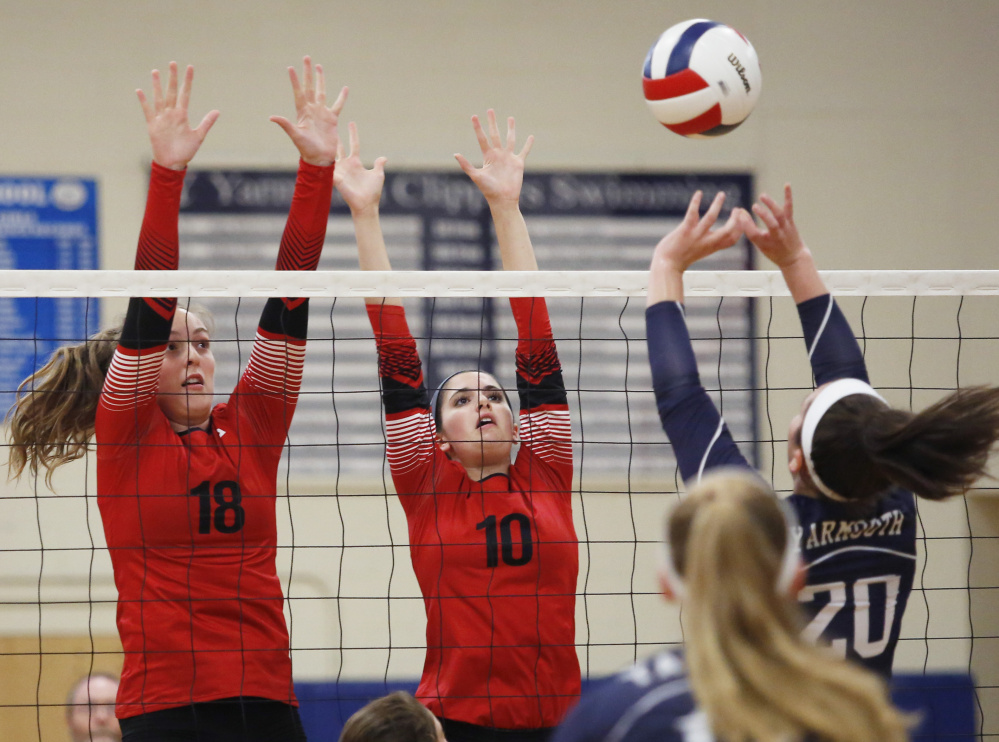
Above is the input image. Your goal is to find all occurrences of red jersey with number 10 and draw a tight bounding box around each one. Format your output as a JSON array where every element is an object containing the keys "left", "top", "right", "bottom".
[{"left": 368, "top": 299, "right": 580, "bottom": 730}]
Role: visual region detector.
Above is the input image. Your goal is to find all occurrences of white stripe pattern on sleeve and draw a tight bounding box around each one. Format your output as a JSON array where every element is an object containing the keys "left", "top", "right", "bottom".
[
  {"left": 100, "top": 348, "right": 164, "bottom": 411},
  {"left": 384, "top": 410, "right": 438, "bottom": 475},
  {"left": 243, "top": 332, "right": 306, "bottom": 401},
  {"left": 807, "top": 294, "right": 835, "bottom": 361},
  {"left": 519, "top": 408, "right": 572, "bottom": 465},
  {"left": 696, "top": 417, "right": 726, "bottom": 484}
]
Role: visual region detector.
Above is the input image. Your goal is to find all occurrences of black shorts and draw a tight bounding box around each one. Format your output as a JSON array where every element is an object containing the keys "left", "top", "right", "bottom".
[
  {"left": 438, "top": 717, "right": 555, "bottom": 742},
  {"left": 119, "top": 697, "right": 306, "bottom": 742}
]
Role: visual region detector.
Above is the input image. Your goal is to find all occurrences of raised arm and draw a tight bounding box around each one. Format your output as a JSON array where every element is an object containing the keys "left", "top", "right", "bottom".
[
  {"left": 236, "top": 57, "right": 344, "bottom": 437},
  {"left": 455, "top": 111, "right": 572, "bottom": 475},
  {"left": 455, "top": 109, "right": 537, "bottom": 271},
  {"left": 646, "top": 192, "right": 750, "bottom": 482},
  {"left": 334, "top": 121, "right": 436, "bottom": 493},
  {"left": 335, "top": 121, "right": 399, "bottom": 307},
  {"left": 98, "top": 63, "right": 217, "bottom": 444},
  {"left": 740, "top": 185, "right": 868, "bottom": 385}
]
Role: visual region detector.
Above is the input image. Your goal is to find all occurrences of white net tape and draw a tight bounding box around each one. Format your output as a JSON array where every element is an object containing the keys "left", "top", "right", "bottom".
[{"left": 2, "top": 269, "right": 999, "bottom": 298}]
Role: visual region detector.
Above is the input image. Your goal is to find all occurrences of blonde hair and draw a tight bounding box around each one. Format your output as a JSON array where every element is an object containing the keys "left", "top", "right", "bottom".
[
  {"left": 6, "top": 327, "right": 121, "bottom": 487},
  {"left": 668, "top": 470, "right": 911, "bottom": 742}
]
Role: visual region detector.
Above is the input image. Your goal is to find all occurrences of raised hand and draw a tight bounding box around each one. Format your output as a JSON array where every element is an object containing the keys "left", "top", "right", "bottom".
[
  {"left": 652, "top": 191, "right": 744, "bottom": 273},
  {"left": 136, "top": 62, "right": 219, "bottom": 171},
  {"left": 455, "top": 110, "right": 533, "bottom": 206},
  {"left": 739, "top": 184, "right": 807, "bottom": 268},
  {"left": 270, "top": 56, "right": 348, "bottom": 167},
  {"left": 334, "top": 122, "right": 387, "bottom": 216},
  {"left": 647, "top": 191, "right": 744, "bottom": 305}
]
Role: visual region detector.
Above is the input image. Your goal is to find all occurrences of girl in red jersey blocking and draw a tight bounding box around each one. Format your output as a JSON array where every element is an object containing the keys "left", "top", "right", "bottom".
[
  {"left": 334, "top": 113, "right": 579, "bottom": 742},
  {"left": 8, "top": 58, "right": 345, "bottom": 741}
]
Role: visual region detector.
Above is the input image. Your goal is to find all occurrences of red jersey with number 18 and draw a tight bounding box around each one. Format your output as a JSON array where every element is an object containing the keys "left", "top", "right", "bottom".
[
  {"left": 368, "top": 299, "right": 580, "bottom": 730},
  {"left": 96, "top": 160, "right": 331, "bottom": 718}
]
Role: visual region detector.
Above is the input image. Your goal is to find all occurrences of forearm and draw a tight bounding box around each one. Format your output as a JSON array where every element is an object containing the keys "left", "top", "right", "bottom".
[
  {"left": 646, "top": 301, "right": 750, "bottom": 481},
  {"left": 490, "top": 201, "right": 538, "bottom": 271},
  {"left": 797, "top": 294, "right": 869, "bottom": 385},
  {"left": 352, "top": 206, "right": 402, "bottom": 307},
  {"left": 366, "top": 304, "right": 428, "bottom": 413},
  {"left": 646, "top": 259, "right": 685, "bottom": 306},
  {"left": 122, "top": 163, "right": 185, "bottom": 349},
  {"left": 779, "top": 248, "right": 827, "bottom": 304},
  {"left": 275, "top": 160, "right": 333, "bottom": 273}
]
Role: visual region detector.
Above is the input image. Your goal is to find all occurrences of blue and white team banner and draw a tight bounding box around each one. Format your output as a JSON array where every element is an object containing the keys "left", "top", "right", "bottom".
[{"left": 0, "top": 177, "right": 99, "bottom": 408}]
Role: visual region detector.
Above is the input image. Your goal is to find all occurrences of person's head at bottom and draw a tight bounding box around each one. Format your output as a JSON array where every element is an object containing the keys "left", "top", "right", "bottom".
[
  {"left": 340, "top": 691, "right": 445, "bottom": 742},
  {"left": 66, "top": 673, "right": 120, "bottom": 742},
  {"left": 662, "top": 469, "right": 912, "bottom": 742}
]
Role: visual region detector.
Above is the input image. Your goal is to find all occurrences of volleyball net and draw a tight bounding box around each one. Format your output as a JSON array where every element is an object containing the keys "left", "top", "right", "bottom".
[{"left": 1, "top": 267, "right": 998, "bottom": 739}]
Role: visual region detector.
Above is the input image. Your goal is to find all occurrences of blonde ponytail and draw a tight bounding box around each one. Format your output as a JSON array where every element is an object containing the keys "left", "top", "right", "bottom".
[
  {"left": 6, "top": 327, "right": 120, "bottom": 487},
  {"left": 669, "top": 471, "right": 911, "bottom": 742}
]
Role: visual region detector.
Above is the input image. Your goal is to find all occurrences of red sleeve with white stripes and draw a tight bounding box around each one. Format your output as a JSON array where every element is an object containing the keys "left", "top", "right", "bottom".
[
  {"left": 510, "top": 297, "right": 572, "bottom": 475},
  {"left": 366, "top": 303, "right": 441, "bottom": 498},
  {"left": 229, "top": 160, "right": 334, "bottom": 439},
  {"left": 97, "top": 163, "right": 184, "bottom": 449}
]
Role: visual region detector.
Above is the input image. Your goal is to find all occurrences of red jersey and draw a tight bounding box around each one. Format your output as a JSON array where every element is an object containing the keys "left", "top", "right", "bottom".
[
  {"left": 96, "top": 160, "right": 332, "bottom": 718},
  {"left": 368, "top": 299, "right": 580, "bottom": 730}
]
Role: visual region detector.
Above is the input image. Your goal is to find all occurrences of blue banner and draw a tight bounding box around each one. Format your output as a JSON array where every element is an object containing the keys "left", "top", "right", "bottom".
[{"left": 0, "top": 177, "right": 100, "bottom": 408}]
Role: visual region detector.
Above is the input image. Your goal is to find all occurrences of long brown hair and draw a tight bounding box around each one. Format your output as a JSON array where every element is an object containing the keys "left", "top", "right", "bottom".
[
  {"left": 812, "top": 386, "right": 999, "bottom": 502},
  {"left": 668, "top": 470, "right": 911, "bottom": 742},
  {"left": 6, "top": 327, "right": 121, "bottom": 487}
]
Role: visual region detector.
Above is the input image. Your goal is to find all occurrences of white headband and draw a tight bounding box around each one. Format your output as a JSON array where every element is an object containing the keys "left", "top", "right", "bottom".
[
  {"left": 660, "top": 480, "right": 801, "bottom": 601},
  {"left": 800, "top": 378, "right": 887, "bottom": 502}
]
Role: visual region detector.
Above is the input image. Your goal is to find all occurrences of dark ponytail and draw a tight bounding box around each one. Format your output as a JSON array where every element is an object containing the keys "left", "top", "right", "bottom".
[{"left": 812, "top": 386, "right": 999, "bottom": 502}]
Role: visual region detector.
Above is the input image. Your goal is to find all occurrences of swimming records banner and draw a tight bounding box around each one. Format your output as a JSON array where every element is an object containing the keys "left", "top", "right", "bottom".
[
  {"left": 179, "top": 170, "right": 756, "bottom": 481},
  {"left": 0, "top": 177, "right": 99, "bottom": 409}
]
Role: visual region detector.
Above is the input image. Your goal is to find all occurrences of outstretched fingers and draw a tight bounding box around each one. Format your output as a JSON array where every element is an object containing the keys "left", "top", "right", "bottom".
[
  {"left": 697, "top": 191, "right": 727, "bottom": 233},
  {"left": 315, "top": 63, "right": 326, "bottom": 106},
  {"left": 194, "top": 109, "right": 220, "bottom": 139},
  {"left": 287, "top": 65, "right": 304, "bottom": 112},
  {"left": 486, "top": 109, "right": 502, "bottom": 149},
  {"left": 517, "top": 133, "right": 534, "bottom": 160},
  {"left": 329, "top": 85, "right": 348, "bottom": 117},
  {"left": 346, "top": 120, "right": 361, "bottom": 158},
  {"left": 164, "top": 61, "right": 179, "bottom": 108},
  {"left": 470, "top": 114, "right": 490, "bottom": 155},
  {"left": 177, "top": 64, "right": 194, "bottom": 112},
  {"left": 301, "top": 55, "right": 315, "bottom": 103}
]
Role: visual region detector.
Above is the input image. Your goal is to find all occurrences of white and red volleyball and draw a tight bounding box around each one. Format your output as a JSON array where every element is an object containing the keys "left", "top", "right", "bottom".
[{"left": 643, "top": 19, "right": 761, "bottom": 138}]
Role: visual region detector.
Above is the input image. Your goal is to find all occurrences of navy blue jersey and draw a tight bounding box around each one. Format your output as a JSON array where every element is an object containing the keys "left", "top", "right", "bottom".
[
  {"left": 646, "top": 295, "right": 917, "bottom": 679},
  {"left": 791, "top": 489, "right": 916, "bottom": 678},
  {"left": 552, "top": 652, "right": 707, "bottom": 742}
]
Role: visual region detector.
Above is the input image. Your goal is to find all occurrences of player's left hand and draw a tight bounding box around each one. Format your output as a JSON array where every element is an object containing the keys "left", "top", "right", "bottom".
[
  {"left": 651, "top": 191, "right": 744, "bottom": 274},
  {"left": 270, "top": 56, "right": 348, "bottom": 167},
  {"left": 739, "top": 184, "right": 807, "bottom": 268},
  {"left": 455, "top": 110, "right": 533, "bottom": 206},
  {"left": 334, "top": 122, "right": 387, "bottom": 216}
]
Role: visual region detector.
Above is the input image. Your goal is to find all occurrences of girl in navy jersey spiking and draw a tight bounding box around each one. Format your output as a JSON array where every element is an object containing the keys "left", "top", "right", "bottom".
[
  {"left": 7, "top": 58, "right": 347, "bottom": 741},
  {"left": 334, "top": 112, "right": 578, "bottom": 742},
  {"left": 553, "top": 469, "right": 911, "bottom": 742},
  {"left": 643, "top": 185, "right": 999, "bottom": 680}
]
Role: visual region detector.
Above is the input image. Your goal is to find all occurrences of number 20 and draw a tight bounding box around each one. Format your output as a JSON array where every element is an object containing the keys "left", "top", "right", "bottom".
[{"left": 799, "top": 574, "right": 901, "bottom": 658}]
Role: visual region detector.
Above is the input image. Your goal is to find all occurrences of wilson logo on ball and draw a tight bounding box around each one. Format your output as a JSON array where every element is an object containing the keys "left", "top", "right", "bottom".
[{"left": 643, "top": 19, "right": 762, "bottom": 138}]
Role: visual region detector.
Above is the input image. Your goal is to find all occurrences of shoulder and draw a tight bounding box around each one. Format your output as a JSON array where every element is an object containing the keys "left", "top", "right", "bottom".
[{"left": 554, "top": 653, "right": 697, "bottom": 742}]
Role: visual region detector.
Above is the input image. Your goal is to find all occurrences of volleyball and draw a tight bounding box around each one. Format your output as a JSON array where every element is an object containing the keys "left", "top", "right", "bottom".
[{"left": 643, "top": 19, "right": 761, "bottom": 138}]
